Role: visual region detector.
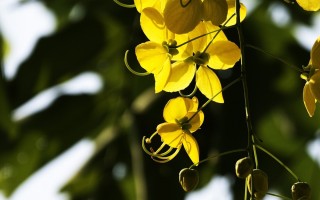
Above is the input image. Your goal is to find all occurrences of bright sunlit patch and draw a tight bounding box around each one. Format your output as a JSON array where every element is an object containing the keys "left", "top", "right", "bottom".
[
  {"left": 307, "top": 131, "right": 320, "bottom": 166},
  {"left": 13, "top": 72, "right": 103, "bottom": 121},
  {"left": 9, "top": 139, "right": 94, "bottom": 200},
  {"left": 185, "top": 175, "right": 233, "bottom": 200},
  {"left": 294, "top": 13, "right": 320, "bottom": 50},
  {"left": 268, "top": 3, "right": 291, "bottom": 27},
  {"left": 0, "top": 0, "right": 56, "bottom": 79}
]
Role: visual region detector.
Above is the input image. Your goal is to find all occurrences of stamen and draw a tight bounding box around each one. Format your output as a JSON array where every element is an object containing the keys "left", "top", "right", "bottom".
[
  {"left": 149, "top": 131, "right": 158, "bottom": 141},
  {"left": 145, "top": 138, "right": 151, "bottom": 144},
  {"left": 124, "top": 50, "right": 150, "bottom": 76},
  {"left": 179, "top": 84, "right": 198, "bottom": 98},
  {"left": 113, "top": 0, "right": 135, "bottom": 8}
]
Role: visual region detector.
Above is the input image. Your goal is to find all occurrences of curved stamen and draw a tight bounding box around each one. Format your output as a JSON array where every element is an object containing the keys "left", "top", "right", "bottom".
[
  {"left": 151, "top": 147, "right": 181, "bottom": 163},
  {"left": 113, "top": 0, "right": 135, "bottom": 8},
  {"left": 179, "top": 84, "right": 198, "bottom": 98},
  {"left": 124, "top": 50, "right": 150, "bottom": 76},
  {"left": 157, "top": 146, "right": 174, "bottom": 156}
]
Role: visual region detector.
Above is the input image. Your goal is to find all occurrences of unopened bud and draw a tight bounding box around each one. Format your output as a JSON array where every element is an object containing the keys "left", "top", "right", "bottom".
[
  {"left": 179, "top": 168, "right": 199, "bottom": 192},
  {"left": 247, "top": 169, "right": 268, "bottom": 200},
  {"left": 291, "top": 182, "right": 311, "bottom": 200},
  {"left": 235, "top": 157, "right": 254, "bottom": 179}
]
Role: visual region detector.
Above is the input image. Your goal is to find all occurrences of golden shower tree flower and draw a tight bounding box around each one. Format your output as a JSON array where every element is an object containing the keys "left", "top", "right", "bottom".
[
  {"left": 135, "top": 7, "right": 189, "bottom": 93},
  {"left": 296, "top": 0, "right": 320, "bottom": 11},
  {"left": 302, "top": 36, "right": 320, "bottom": 117},
  {"left": 163, "top": 0, "right": 228, "bottom": 34},
  {"left": 163, "top": 21, "right": 241, "bottom": 103},
  {"left": 142, "top": 96, "right": 204, "bottom": 164}
]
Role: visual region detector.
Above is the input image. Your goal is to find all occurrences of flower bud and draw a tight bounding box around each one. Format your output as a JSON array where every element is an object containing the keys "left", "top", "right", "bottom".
[
  {"left": 179, "top": 168, "right": 199, "bottom": 192},
  {"left": 291, "top": 182, "right": 311, "bottom": 200},
  {"left": 235, "top": 157, "right": 254, "bottom": 179},
  {"left": 246, "top": 169, "right": 268, "bottom": 200}
]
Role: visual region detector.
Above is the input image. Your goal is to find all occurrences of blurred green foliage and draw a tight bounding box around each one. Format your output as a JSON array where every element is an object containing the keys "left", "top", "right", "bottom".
[{"left": 0, "top": 0, "right": 320, "bottom": 199}]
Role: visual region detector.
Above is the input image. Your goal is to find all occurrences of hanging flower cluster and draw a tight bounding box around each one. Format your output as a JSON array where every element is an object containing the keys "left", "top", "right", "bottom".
[
  {"left": 301, "top": 36, "right": 320, "bottom": 117},
  {"left": 123, "top": 0, "right": 247, "bottom": 164}
]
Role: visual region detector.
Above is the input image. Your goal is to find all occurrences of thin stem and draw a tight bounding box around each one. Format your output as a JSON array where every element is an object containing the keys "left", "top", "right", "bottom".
[
  {"left": 188, "top": 76, "right": 242, "bottom": 123},
  {"left": 113, "top": 0, "right": 135, "bottom": 8},
  {"left": 246, "top": 44, "right": 303, "bottom": 73},
  {"left": 203, "top": 13, "right": 236, "bottom": 53},
  {"left": 255, "top": 144, "right": 300, "bottom": 181},
  {"left": 235, "top": 0, "right": 256, "bottom": 165},
  {"left": 266, "top": 192, "right": 292, "bottom": 200},
  {"left": 174, "top": 24, "right": 237, "bottom": 48},
  {"left": 189, "top": 148, "right": 247, "bottom": 168}
]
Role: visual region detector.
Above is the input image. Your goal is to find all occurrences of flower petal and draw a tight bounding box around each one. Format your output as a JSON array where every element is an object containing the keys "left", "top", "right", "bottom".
[
  {"left": 135, "top": 41, "right": 170, "bottom": 74},
  {"left": 186, "top": 111, "right": 204, "bottom": 132},
  {"left": 154, "top": 57, "right": 171, "bottom": 93},
  {"left": 182, "top": 133, "right": 199, "bottom": 164},
  {"left": 196, "top": 66, "right": 224, "bottom": 103},
  {"left": 311, "top": 36, "right": 320, "bottom": 69},
  {"left": 163, "top": 97, "right": 189, "bottom": 123},
  {"left": 207, "top": 40, "right": 241, "bottom": 70},
  {"left": 296, "top": 0, "right": 320, "bottom": 11},
  {"left": 184, "top": 96, "right": 199, "bottom": 113},
  {"left": 134, "top": 0, "right": 157, "bottom": 13},
  {"left": 157, "top": 123, "right": 184, "bottom": 147},
  {"left": 140, "top": 7, "right": 166, "bottom": 43},
  {"left": 163, "top": 0, "right": 202, "bottom": 34},
  {"left": 303, "top": 82, "right": 316, "bottom": 117},
  {"left": 188, "top": 22, "right": 208, "bottom": 52},
  {"left": 203, "top": 21, "right": 228, "bottom": 41},
  {"left": 202, "top": 0, "right": 228, "bottom": 26},
  {"left": 223, "top": 0, "right": 246, "bottom": 26},
  {"left": 163, "top": 61, "right": 196, "bottom": 92},
  {"left": 309, "top": 71, "right": 320, "bottom": 102}
]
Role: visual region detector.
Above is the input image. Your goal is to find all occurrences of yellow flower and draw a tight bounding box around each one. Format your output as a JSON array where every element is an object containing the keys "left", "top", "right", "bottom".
[
  {"left": 302, "top": 36, "right": 320, "bottom": 117},
  {"left": 163, "top": 22, "right": 241, "bottom": 102},
  {"left": 135, "top": 7, "right": 189, "bottom": 93},
  {"left": 163, "top": 0, "right": 228, "bottom": 34},
  {"left": 142, "top": 96, "right": 204, "bottom": 164},
  {"left": 296, "top": 0, "right": 320, "bottom": 11}
]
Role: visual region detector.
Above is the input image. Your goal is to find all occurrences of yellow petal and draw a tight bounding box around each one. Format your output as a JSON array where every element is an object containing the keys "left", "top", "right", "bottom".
[
  {"left": 163, "top": 97, "right": 189, "bottom": 123},
  {"left": 296, "top": 0, "right": 320, "bottom": 11},
  {"left": 202, "top": 0, "right": 228, "bottom": 26},
  {"left": 163, "top": 0, "right": 202, "bottom": 34},
  {"left": 207, "top": 40, "right": 241, "bottom": 70},
  {"left": 188, "top": 22, "right": 208, "bottom": 52},
  {"left": 135, "top": 41, "right": 170, "bottom": 74},
  {"left": 134, "top": 0, "right": 157, "bottom": 13},
  {"left": 184, "top": 96, "right": 199, "bottom": 113},
  {"left": 202, "top": 21, "right": 228, "bottom": 41},
  {"left": 196, "top": 66, "right": 224, "bottom": 103},
  {"left": 311, "top": 36, "right": 320, "bottom": 69},
  {"left": 163, "top": 61, "right": 196, "bottom": 92},
  {"left": 303, "top": 82, "right": 316, "bottom": 117},
  {"left": 223, "top": 0, "right": 247, "bottom": 26},
  {"left": 309, "top": 71, "right": 320, "bottom": 101},
  {"left": 154, "top": 57, "right": 171, "bottom": 93},
  {"left": 157, "top": 123, "right": 184, "bottom": 147},
  {"left": 186, "top": 111, "right": 204, "bottom": 132},
  {"left": 182, "top": 133, "right": 199, "bottom": 164},
  {"left": 140, "top": 7, "right": 166, "bottom": 43}
]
